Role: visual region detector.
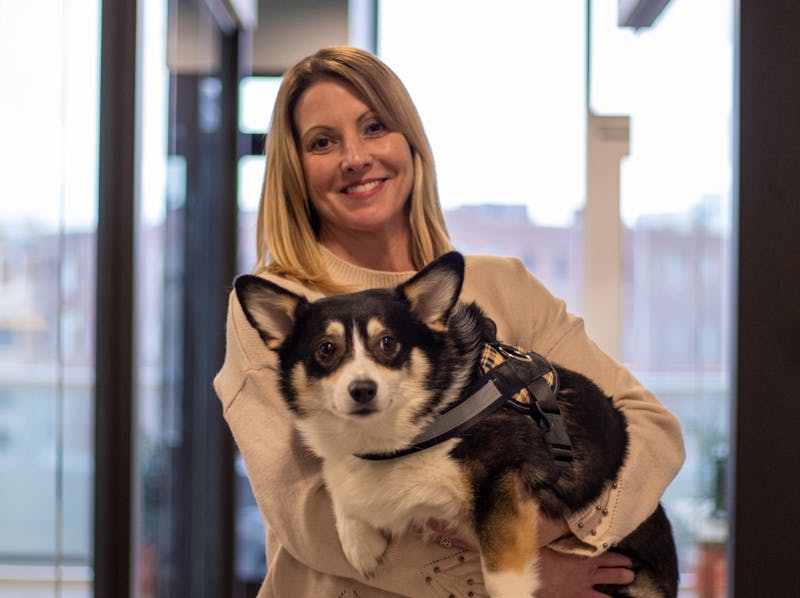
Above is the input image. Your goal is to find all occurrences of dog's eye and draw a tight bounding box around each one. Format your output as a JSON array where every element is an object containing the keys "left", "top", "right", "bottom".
[
  {"left": 379, "top": 335, "right": 399, "bottom": 355},
  {"left": 315, "top": 341, "right": 339, "bottom": 365}
]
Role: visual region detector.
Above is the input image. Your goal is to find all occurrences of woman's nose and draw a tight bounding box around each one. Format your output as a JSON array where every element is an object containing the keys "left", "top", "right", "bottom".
[{"left": 341, "top": 137, "right": 372, "bottom": 172}]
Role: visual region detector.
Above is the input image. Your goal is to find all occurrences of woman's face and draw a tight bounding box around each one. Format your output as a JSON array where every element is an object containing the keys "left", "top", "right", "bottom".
[{"left": 293, "top": 79, "right": 414, "bottom": 247}]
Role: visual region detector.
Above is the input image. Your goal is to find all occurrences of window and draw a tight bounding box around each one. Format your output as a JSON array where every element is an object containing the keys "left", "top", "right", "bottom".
[
  {"left": 0, "top": 1, "right": 100, "bottom": 596},
  {"left": 379, "top": 1, "right": 733, "bottom": 595},
  {"left": 378, "top": 0, "right": 587, "bottom": 310},
  {"left": 591, "top": 2, "right": 732, "bottom": 593}
]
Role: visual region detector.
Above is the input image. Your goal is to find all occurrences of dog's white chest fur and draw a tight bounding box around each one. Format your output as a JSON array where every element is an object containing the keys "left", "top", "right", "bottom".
[
  {"left": 325, "top": 440, "right": 469, "bottom": 533},
  {"left": 318, "top": 440, "right": 473, "bottom": 578}
]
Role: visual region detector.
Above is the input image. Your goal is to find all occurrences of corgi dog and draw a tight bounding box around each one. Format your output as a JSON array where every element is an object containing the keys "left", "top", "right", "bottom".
[{"left": 235, "top": 251, "right": 678, "bottom": 598}]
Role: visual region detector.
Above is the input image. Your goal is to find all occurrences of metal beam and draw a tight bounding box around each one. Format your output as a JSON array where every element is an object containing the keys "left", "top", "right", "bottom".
[{"left": 94, "top": 0, "right": 137, "bottom": 596}]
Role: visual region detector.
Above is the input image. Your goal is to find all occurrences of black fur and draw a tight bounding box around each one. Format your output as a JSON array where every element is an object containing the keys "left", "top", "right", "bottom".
[{"left": 435, "top": 292, "right": 678, "bottom": 596}]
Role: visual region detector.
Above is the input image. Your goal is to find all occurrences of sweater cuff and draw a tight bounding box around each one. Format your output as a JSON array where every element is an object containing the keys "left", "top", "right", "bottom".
[{"left": 550, "top": 477, "right": 623, "bottom": 556}]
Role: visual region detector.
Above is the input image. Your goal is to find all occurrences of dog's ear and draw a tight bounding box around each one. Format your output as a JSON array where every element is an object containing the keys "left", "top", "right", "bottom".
[
  {"left": 234, "top": 275, "right": 307, "bottom": 349},
  {"left": 399, "top": 252, "right": 465, "bottom": 330}
]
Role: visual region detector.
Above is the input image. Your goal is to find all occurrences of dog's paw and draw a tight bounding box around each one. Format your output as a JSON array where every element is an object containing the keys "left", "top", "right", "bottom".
[{"left": 337, "top": 517, "right": 389, "bottom": 578}]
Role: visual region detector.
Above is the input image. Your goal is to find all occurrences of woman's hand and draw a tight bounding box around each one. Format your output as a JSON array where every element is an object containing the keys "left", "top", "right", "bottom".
[
  {"left": 427, "top": 516, "right": 635, "bottom": 596},
  {"left": 536, "top": 516, "right": 635, "bottom": 596},
  {"left": 536, "top": 547, "right": 635, "bottom": 598}
]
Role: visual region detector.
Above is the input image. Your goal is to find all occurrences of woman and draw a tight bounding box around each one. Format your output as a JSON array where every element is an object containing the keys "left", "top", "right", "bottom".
[{"left": 214, "top": 46, "right": 684, "bottom": 597}]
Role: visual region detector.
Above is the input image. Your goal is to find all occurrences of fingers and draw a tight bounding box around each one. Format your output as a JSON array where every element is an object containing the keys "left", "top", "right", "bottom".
[
  {"left": 592, "top": 550, "right": 633, "bottom": 569},
  {"left": 592, "top": 565, "right": 636, "bottom": 586},
  {"left": 591, "top": 551, "right": 635, "bottom": 588},
  {"left": 536, "top": 547, "right": 636, "bottom": 597}
]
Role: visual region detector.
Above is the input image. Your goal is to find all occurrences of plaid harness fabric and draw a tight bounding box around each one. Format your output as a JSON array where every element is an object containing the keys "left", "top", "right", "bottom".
[
  {"left": 479, "top": 343, "right": 574, "bottom": 471},
  {"left": 479, "top": 343, "right": 557, "bottom": 405}
]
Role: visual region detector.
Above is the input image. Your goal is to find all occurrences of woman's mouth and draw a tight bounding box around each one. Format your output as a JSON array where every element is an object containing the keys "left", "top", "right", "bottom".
[{"left": 342, "top": 179, "right": 385, "bottom": 195}]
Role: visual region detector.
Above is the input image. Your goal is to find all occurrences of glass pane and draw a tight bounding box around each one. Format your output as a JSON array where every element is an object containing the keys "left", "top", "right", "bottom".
[
  {"left": 377, "top": 1, "right": 734, "bottom": 597},
  {"left": 134, "top": 3, "right": 171, "bottom": 596},
  {"left": 134, "top": 0, "right": 233, "bottom": 596},
  {"left": 235, "top": 78, "right": 277, "bottom": 594},
  {"left": 0, "top": 1, "right": 100, "bottom": 597},
  {"left": 239, "top": 76, "right": 282, "bottom": 135},
  {"left": 591, "top": 1, "right": 733, "bottom": 596}
]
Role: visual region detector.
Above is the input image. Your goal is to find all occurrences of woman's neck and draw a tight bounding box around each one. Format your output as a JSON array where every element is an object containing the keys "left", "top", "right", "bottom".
[{"left": 319, "top": 230, "right": 414, "bottom": 272}]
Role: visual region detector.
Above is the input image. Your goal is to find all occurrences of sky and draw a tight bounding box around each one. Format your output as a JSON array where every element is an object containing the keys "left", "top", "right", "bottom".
[{"left": 0, "top": 0, "right": 732, "bottom": 232}]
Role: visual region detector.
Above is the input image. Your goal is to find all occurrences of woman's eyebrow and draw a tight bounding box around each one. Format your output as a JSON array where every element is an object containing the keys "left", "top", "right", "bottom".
[
  {"left": 299, "top": 110, "right": 379, "bottom": 142},
  {"left": 299, "top": 124, "right": 334, "bottom": 141},
  {"left": 356, "top": 110, "right": 378, "bottom": 125}
]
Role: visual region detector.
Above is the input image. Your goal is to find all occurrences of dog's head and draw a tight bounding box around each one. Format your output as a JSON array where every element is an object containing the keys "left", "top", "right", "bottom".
[{"left": 235, "top": 251, "right": 491, "bottom": 455}]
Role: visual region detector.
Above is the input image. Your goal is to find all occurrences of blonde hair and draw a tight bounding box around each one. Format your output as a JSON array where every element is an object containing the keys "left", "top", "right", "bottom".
[{"left": 255, "top": 46, "right": 451, "bottom": 292}]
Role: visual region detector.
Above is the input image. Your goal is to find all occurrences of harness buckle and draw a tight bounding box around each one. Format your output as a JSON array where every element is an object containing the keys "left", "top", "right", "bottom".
[{"left": 496, "top": 343, "right": 533, "bottom": 363}]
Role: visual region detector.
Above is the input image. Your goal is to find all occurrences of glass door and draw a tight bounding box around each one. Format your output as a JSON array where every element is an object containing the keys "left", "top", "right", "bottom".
[
  {"left": 0, "top": 2, "right": 100, "bottom": 597},
  {"left": 134, "top": 0, "right": 241, "bottom": 596}
]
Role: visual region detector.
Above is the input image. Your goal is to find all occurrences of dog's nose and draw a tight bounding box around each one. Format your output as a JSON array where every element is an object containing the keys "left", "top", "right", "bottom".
[{"left": 348, "top": 379, "right": 377, "bottom": 404}]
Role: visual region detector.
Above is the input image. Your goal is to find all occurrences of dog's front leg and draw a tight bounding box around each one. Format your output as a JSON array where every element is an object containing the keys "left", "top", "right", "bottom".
[
  {"left": 332, "top": 500, "right": 390, "bottom": 578},
  {"left": 477, "top": 473, "right": 541, "bottom": 598}
]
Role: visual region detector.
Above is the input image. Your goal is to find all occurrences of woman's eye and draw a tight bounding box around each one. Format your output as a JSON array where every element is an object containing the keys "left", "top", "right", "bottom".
[
  {"left": 364, "top": 120, "right": 386, "bottom": 135},
  {"left": 309, "top": 137, "right": 332, "bottom": 152}
]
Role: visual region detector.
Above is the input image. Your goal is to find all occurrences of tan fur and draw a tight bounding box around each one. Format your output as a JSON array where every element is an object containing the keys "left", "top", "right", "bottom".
[
  {"left": 479, "top": 473, "right": 540, "bottom": 574},
  {"left": 366, "top": 317, "right": 384, "bottom": 338},
  {"left": 289, "top": 363, "right": 312, "bottom": 413},
  {"left": 326, "top": 320, "right": 345, "bottom": 337}
]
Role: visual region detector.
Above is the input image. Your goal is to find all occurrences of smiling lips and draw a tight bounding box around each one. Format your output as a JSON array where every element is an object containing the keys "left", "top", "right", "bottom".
[{"left": 342, "top": 178, "right": 386, "bottom": 197}]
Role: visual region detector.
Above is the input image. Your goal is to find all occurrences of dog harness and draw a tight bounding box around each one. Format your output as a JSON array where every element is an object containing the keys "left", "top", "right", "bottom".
[{"left": 356, "top": 343, "right": 574, "bottom": 468}]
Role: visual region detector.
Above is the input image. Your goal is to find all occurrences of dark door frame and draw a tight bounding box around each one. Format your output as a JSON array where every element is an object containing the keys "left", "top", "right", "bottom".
[
  {"left": 732, "top": 0, "right": 800, "bottom": 595},
  {"left": 95, "top": 0, "right": 800, "bottom": 596},
  {"left": 95, "top": 1, "right": 239, "bottom": 597}
]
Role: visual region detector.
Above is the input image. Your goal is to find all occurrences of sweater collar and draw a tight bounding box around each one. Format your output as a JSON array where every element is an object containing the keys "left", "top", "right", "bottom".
[{"left": 320, "top": 245, "right": 417, "bottom": 291}]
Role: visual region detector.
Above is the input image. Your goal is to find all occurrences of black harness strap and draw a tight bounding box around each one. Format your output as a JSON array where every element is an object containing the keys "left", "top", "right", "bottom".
[
  {"left": 510, "top": 367, "right": 574, "bottom": 468},
  {"left": 355, "top": 343, "right": 574, "bottom": 469}
]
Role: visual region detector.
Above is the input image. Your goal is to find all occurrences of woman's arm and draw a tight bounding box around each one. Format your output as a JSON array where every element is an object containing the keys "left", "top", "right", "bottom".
[
  {"left": 545, "top": 319, "right": 685, "bottom": 553},
  {"left": 461, "top": 256, "right": 686, "bottom": 554}
]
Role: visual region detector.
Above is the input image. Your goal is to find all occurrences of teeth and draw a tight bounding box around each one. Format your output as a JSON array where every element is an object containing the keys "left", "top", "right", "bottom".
[{"left": 345, "top": 180, "right": 381, "bottom": 194}]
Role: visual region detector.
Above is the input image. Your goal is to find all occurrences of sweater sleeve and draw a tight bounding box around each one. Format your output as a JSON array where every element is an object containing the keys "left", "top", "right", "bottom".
[
  {"left": 544, "top": 318, "right": 685, "bottom": 554},
  {"left": 213, "top": 288, "right": 486, "bottom": 595},
  {"left": 462, "top": 256, "right": 686, "bottom": 555}
]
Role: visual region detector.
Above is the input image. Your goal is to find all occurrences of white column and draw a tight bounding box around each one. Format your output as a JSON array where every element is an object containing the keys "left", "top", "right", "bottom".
[{"left": 583, "top": 111, "right": 629, "bottom": 360}]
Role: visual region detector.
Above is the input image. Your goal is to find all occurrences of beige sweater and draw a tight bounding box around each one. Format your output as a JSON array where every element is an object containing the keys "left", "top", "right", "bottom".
[{"left": 214, "top": 249, "right": 685, "bottom": 598}]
